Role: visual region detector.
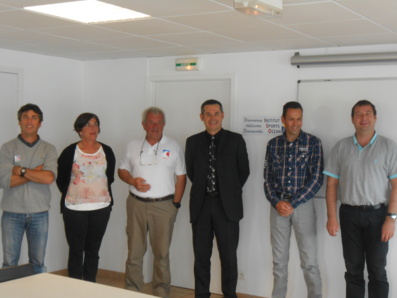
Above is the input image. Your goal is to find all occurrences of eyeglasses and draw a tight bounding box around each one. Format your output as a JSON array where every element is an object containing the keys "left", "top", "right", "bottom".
[{"left": 140, "top": 139, "right": 160, "bottom": 166}]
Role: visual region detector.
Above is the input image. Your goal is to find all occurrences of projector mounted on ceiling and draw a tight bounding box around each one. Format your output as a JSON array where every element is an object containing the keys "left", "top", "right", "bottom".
[{"left": 234, "top": 0, "right": 283, "bottom": 17}]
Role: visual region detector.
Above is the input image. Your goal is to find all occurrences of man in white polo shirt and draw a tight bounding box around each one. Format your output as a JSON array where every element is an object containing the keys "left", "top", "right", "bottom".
[
  {"left": 324, "top": 99, "right": 397, "bottom": 298},
  {"left": 118, "top": 107, "right": 186, "bottom": 298}
]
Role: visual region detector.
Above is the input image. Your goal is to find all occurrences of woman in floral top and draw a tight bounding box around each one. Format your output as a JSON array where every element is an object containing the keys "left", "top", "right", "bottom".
[{"left": 56, "top": 113, "right": 115, "bottom": 282}]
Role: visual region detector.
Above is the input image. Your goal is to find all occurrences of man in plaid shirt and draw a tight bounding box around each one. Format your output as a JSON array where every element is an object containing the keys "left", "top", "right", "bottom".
[{"left": 264, "top": 101, "right": 324, "bottom": 298}]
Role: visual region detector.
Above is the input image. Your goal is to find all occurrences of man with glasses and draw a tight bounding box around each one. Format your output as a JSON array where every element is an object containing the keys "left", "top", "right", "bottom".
[{"left": 118, "top": 107, "right": 186, "bottom": 297}]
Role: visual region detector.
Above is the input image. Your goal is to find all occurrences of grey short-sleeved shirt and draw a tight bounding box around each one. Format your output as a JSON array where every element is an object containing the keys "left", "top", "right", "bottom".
[{"left": 324, "top": 133, "right": 397, "bottom": 206}]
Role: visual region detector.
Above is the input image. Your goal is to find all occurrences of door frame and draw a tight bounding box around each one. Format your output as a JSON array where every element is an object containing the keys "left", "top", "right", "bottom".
[{"left": 147, "top": 73, "right": 236, "bottom": 131}]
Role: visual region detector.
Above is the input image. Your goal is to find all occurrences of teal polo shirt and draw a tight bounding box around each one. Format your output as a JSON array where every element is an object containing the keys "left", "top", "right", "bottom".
[{"left": 324, "top": 133, "right": 397, "bottom": 206}]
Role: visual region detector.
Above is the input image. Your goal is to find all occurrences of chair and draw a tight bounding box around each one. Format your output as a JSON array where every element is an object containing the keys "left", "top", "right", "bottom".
[{"left": 0, "top": 263, "right": 36, "bottom": 283}]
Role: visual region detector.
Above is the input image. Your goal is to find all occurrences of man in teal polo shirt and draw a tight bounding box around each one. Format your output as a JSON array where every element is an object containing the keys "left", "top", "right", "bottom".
[{"left": 324, "top": 99, "right": 397, "bottom": 298}]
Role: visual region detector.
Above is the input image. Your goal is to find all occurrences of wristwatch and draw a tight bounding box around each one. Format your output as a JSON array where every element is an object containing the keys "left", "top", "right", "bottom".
[
  {"left": 20, "top": 167, "right": 27, "bottom": 177},
  {"left": 173, "top": 202, "right": 181, "bottom": 209},
  {"left": 386, "top": 213, "right": 397, "bottom": 221}
]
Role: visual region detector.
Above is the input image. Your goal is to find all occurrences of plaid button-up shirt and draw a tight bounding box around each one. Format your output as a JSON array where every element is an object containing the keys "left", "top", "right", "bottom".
[{"left": 264, "top": 130, "right": 324, "bottom": 208}]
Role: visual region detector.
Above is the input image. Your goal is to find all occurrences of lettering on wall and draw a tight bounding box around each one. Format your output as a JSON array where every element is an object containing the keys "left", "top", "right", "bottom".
[{"left": 242, "top": 117, "right": 284, "bottom": 136}]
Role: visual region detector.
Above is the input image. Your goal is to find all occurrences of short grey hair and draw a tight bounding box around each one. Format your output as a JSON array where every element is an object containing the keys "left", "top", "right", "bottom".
[{"left": 142, "top": 106, "right": 166, "bottom": 123}]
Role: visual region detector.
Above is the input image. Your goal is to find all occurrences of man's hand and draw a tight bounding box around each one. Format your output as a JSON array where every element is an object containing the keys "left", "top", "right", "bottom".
[
  {"left": 326, "top": 217, "right": 339, "bottom": 236},
  {"left": 381, "top": 217, "right": 395, "bottom": 242},
  {"left": 134, "top": 177, "right": 151, "bottom": 193},
  {"left": 275, "top": 201, "right": 294, "bottom": 217},
  {"left": 12, "top": 166, "right": 24, "bottom": 176},
  {"left": 34, "top": 165, "right": 44, "bottom": 171}
]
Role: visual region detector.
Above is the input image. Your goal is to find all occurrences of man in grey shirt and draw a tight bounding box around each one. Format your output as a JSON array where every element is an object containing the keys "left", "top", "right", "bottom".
[
  {"left": 0, "top": 103, "right": 57, "bottom": 273},
  {"left": 324, "top": 100, "right": 397, "bottom": 298}
]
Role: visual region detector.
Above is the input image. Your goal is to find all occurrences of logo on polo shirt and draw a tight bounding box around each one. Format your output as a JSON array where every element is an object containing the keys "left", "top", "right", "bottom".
[
  {"left": 162, "top": 149, "right": 170, "bottom": 159},
  {"left": 14, "top": 155, "right": 21, "bottom": 162}
]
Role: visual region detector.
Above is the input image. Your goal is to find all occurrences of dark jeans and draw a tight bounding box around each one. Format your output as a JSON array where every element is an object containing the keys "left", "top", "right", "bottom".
[
  {"left": 63, "top": 205, "right": 111, "bottom": 282},
  {"left": 192, "top": 196, "right": 239, "bottom": 298},
  {"left": 340, "top": 204, "right": 389, "bottom": 298}
]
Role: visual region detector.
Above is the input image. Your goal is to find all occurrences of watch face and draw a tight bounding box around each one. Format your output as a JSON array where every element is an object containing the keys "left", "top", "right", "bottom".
[{"left": 388, "top": 213, "right": 397, "bottom": 220}]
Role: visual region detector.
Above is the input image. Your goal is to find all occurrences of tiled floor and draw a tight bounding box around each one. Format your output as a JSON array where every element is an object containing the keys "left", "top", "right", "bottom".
[{"left": 52, "top": 269, "right": 266, "bottom": 298}]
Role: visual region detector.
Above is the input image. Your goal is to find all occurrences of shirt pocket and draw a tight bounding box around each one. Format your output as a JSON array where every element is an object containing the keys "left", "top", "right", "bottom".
[
  {"left": 270, "top": 152, "right": 284, "bottom": 171},
  {"left": 295, "top": 151, "right": 310, "bottom": 169}
]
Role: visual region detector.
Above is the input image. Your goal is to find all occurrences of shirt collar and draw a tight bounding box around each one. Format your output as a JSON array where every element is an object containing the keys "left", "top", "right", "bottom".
[
  {"left": 206, "top": 128, "right": 223, "bottom": 141},
  {"left": 18, "top": 134, "right": 40, "bottom": 148},
  {"left": 353, "top": 132, "right": 377, "bottom": 149},
  {"left": 282, "top": 130, "right": 306, "bottom": 144},
  {"left": 144, "top": 135, "right": 168, "bottom": 146}
]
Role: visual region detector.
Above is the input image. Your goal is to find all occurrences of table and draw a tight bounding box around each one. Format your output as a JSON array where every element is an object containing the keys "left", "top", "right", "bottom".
[{"left": 0, "top": 273, "right": 156, "bottom": 298}]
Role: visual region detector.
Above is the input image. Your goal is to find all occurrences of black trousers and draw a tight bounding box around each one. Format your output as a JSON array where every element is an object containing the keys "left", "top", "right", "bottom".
[
  {"left": 340, "top": 204, "right": 389, "bottom": 298},
  {"left": 192, "top": 196, "right": 239, "bottom": 298},
  {"left": 63, "top": 205, "right": 111, "bottom": 282}
]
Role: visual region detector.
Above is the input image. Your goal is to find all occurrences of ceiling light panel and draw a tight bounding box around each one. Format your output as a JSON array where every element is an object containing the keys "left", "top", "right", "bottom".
[{"left": 24, "top": 0, "right": 150, "bottom": 24}]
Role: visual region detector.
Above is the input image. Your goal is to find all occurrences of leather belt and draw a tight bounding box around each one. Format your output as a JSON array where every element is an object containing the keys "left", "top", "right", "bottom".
[
  {"left": 130, "top": 192, "right": 174, "bottom": 203},
  {"left": 341, "top": 203, "right": 385, "bottom": 211}
]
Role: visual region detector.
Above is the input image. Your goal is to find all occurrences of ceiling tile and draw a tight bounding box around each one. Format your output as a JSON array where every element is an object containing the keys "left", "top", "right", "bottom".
[
  {"left": 335, "top": 0, "right": 397, "bottom": 19},
  {"left": 320, "top": 33, "right": 397, "bottom": 47},
  {"left": 150, "top": 32, "right": 238, "bottom": 47},
  {"left": 0, "top": 0, "right": 395, "bottom": 60},
  {"left": 96, "top": 18, "right": 197, "bottom": 36},
  {"left": 269, "top": 2, "right": 362, "bottom": 25},
  {"left": 0, "top": 9, "right": 77, "bottom": 29},
  {"left": 288, "top": 19, "right": 389, "bottom": 37},
  {"left": 35, "top": 25, "right": 133, "bottom": 41}
]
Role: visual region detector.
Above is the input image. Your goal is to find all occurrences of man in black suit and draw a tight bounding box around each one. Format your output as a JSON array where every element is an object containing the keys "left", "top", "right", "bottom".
[{"left": 185, "top": 99, "right": 250, "bottom": 298}]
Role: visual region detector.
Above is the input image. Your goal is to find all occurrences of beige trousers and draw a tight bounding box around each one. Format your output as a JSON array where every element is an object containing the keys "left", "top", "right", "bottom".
[{"left": 125, "top": 194, "right": 178, "bottom": 297}]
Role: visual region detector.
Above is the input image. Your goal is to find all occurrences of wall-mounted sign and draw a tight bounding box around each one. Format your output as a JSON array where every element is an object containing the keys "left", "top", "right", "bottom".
[
  {"left": 175, "top": 57, "right": 199, "bottom": 71},
  {"left": 242, "top": 116, "right": 284, "bottom": 136}
]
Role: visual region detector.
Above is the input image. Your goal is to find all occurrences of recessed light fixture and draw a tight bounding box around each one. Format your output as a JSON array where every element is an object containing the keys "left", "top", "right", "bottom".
[
  {"left": 24, "top": 0, "right": 150, "bottom": 24},
  {"left": 234, "top": 0, "right": 283, "bottom": 17}
]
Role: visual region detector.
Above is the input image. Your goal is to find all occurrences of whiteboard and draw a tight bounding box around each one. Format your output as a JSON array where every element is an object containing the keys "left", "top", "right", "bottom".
[{"left": 298, "top": 77, "right": 397, "bottom": 198}]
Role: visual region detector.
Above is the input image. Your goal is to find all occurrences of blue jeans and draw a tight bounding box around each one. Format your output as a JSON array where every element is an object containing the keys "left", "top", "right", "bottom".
[{"left": 1, "top": 211, "right": 49, "bottom": 273}]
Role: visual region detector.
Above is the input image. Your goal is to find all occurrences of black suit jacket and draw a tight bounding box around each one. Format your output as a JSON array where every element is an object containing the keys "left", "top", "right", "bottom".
[{"left": 185, "top": 129, "right": 250, "bottom": 224}]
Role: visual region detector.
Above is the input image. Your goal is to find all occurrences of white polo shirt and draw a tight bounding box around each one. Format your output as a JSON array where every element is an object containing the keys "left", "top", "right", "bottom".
[
  {"left": 324, "top": 133, "right": 397, "bottom": 206},
  {"left": 119, "top": 135, "right": 186, "bottom": 198}
]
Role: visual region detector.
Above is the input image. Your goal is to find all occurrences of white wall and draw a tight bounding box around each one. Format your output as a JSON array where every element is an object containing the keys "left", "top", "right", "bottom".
[
  {"left": 1, "top": 43, "right": 397, "bottom": 298},
  {"left": 82, "top": 58, "right": 148, "bottom": 271},
  {"left": 0, "top": 48, "right": 83, "bottom": 272},
  {"left": 130, "top": 45, "right": 397, "bottom": 297}
]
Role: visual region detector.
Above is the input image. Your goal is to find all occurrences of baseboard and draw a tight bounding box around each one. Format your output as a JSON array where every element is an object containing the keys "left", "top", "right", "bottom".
[
  {"left": 51, "top": 268, "right": 124, "bottom": 280},
  {"left": 97, "top": 268, "right": 125, "bottom": 280}
]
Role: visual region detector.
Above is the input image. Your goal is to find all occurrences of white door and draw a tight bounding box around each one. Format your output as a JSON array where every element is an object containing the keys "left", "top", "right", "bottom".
[
  {"left": 149, "top": 74, "right": 234, "bottom": 293},
  {"left": 0, "top": 69, "right": 22, "bottom": 265}
]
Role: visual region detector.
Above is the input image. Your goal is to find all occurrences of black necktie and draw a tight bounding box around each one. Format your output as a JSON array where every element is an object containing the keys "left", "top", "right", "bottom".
[{"left": 207, "top": 135, "right": 216, "bottom": 193}]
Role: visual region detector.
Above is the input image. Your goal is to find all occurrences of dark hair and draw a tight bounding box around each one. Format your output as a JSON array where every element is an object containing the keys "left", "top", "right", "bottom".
[
  {"left": 18, "top": 103, "right": 43, "bottom": 122},
  {"left": 74, "top": 113, "right": 100, "bottom": 136},
  {"left": 142, "top": 107, "right": 166, "bottom": 124},
  {"left": 351, "top": 100, "right": 377, "bottom": 117},
  {"left": 282, "top": 101, "right": 303, "bottom": 118},
  {"left": 200, "top": 99, "right": 223, "bottom": 114}
]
